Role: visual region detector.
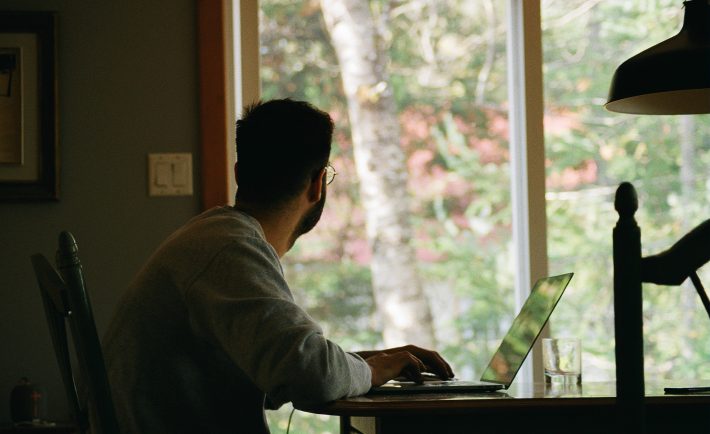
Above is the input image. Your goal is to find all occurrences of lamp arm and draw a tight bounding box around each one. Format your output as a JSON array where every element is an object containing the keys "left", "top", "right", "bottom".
[{"left": 641, "top": 219, "right": 710, "bottom": 285}]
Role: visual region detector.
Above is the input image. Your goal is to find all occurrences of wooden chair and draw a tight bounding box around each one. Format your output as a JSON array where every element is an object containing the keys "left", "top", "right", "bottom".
[
  {"left": 613, "top": 182, "right": 710, "bottom": 433},
  {"left": 30, "top": 231, "right": 120, "bottom": 434}
]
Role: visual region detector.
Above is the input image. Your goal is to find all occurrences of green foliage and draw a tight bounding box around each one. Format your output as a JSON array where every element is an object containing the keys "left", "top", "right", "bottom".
[
  {"left": 259, "top": 0, "right": 347, "bottom": 114},
  {"left": 267, "top": 405, "right": 339, "bottom": 434},
  {"left": 259, "top": 0, "right": 710, "bottom": 432},
  {"left": 282, "top": 260, "right": 380, "bottom": 349},
  {"left": 543, "top": 0, "right": 710, "bottom": 382}
]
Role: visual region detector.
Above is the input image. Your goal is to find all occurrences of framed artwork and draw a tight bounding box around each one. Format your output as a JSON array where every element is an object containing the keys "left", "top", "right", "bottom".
[{"left": 0, "top": 12, "right": 58, "bottom": 201}]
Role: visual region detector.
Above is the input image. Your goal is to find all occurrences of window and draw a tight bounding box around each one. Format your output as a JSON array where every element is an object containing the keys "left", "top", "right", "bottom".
[
  {"left": 542, "top": 0, "right": 710, "bottom": 382},
  {"left": 250, "top": 1, "right": 543, "bottom": 432},
  {"left": 225, "top": 1, "right": 710, "bottom": 433}
]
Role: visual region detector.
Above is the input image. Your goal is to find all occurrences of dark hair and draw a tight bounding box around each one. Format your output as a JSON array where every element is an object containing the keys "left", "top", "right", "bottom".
[{"left": 235, "top": 99, "right": 333, "bottom": 207}]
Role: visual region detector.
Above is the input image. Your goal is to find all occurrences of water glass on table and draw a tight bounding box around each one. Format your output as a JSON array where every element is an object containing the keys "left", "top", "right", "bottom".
[{"left": 542, "top": 337, "right": 582, "bottom": 385}]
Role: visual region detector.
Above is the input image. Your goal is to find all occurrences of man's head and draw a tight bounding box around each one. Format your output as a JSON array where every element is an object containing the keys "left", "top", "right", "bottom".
[{"left": 235, "top": 98, "right": 333, "bottom": 208}]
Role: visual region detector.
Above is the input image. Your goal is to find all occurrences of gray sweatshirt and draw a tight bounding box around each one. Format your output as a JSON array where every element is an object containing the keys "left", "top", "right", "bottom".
[{"left": 102, "top": 206, "right": 371, "bottom": 433}]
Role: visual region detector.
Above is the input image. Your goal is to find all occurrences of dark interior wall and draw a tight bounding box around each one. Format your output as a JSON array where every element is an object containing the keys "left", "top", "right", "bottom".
[{"left": 0, "top": 0, "right": 201, "bottom": 423}]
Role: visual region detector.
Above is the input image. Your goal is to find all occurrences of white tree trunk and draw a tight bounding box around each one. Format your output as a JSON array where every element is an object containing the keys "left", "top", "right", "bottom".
[{"left": 320, "top": 0, "right": 435, "bottom": 348}]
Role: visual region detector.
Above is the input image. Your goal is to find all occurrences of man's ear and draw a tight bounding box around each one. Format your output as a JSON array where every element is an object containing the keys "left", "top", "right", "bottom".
[{"left": 306, "top": 168, "right": 326, "bottom": 203}]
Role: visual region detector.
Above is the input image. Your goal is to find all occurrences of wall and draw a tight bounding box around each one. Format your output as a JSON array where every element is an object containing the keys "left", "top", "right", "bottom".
[{"left": 0, "top": 0, "right": 201, "bottom": 423}]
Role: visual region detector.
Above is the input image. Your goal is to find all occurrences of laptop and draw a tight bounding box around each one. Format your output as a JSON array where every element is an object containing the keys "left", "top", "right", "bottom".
[{"left": 369, "top": 272, "right": 574, "bottom": 394}]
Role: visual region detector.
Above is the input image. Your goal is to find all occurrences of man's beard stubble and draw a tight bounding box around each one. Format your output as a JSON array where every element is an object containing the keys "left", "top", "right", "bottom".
[{"left": 293, "top": 187, "right": 327, "bottom": 241}]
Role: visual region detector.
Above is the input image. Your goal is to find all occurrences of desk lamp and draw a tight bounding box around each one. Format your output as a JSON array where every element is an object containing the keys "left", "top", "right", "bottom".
[
  {"left": 606, "top": 0, "right": 710, "bottom": 114},
  {"left": 606, "top": 1, "right": 710, "bottom": 432}
]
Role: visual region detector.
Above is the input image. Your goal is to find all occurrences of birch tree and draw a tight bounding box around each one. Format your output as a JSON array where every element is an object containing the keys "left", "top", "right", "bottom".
[{"left": 320, "top": 0, "right": 435, "bottom": 348}]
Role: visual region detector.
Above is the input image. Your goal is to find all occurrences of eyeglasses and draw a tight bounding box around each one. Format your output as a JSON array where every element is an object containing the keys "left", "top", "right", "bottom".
[{"left": 325, "top": 163, "right": 337, "bottom": 185}]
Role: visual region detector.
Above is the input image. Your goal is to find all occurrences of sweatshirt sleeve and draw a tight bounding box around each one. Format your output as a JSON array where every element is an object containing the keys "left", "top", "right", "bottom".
[{"left": 183, "top": 235, "right": 372, "bottom": 409}]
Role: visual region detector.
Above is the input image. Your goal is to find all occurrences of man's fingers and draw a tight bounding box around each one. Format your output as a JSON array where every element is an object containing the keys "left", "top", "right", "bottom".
[
  {"left": 368, "top": 346, "right": 456, "bottom": 386},
  {"left": 432, "top": 352, "right": 455, "bottom": 378},
  {"left": 429, "top": 350, "right": 454, "bottom": 378},
  {"left": 404, "top": 345, "right": 455, "bottom": 379},
  {"left": 365, "top": 350, "right": 431, "bottom": 386},
  {"left": 423, "top": 352, "right": 452, "bottom": 378},
  {"left": 394, "top": 351, "right": 426, "bottom": 383}
]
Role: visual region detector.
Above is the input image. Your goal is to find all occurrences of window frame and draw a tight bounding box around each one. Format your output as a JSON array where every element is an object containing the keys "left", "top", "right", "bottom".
[
  {"left": 197, "top": 0, "right": 231, "bottom": 209},
  {"left": 507, "top": 0, "right": 548, "bottom": 384}
]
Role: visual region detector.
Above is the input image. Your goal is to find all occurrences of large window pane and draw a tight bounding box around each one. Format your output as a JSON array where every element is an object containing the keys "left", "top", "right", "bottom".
[
  {"left": 543, "top": 0, "right": 710, "bottom": 382},
  {"left": 259, "top": 0, "right": 516, "bottom": 431}
]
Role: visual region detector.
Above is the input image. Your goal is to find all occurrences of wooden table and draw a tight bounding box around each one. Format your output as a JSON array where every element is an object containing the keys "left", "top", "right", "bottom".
[{"left": 306, "top": 382, "right": 710, "bottom": 434}]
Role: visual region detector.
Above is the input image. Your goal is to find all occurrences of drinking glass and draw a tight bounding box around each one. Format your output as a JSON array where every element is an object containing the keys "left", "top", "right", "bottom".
[{"left": 542, "top": 338, "right": 582, "bottom": 385}]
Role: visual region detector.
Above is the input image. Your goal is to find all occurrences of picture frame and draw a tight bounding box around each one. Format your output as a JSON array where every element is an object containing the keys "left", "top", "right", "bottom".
[{"left": 0, "top": 12, "right": 58, "bottom": 201}]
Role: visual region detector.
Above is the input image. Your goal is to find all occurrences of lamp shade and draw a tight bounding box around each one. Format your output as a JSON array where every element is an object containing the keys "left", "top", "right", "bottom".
[{"left": 606, "top": 0, "right": 710, "bottom": 114}]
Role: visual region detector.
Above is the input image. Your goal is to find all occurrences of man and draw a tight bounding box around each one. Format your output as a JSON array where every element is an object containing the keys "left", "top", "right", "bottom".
[{"left": 103, "top": 99, "right": 453, "bottom": 434}]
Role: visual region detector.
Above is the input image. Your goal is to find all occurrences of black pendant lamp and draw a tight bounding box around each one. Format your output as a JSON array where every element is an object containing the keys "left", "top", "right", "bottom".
[{"left": 606, "top": 0, "right": 710, "bottom": 114}]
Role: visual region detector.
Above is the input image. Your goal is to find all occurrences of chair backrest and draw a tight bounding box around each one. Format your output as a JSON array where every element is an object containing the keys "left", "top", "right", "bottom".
[
  {"left": 612, "top": 182, "right": 645, "bottom": 433},
  {"left": 613, "top": 182, "right": 709, "bottom": 433},
  {"left": 31, "top": 231, "right": 120, "bottom": 434}
]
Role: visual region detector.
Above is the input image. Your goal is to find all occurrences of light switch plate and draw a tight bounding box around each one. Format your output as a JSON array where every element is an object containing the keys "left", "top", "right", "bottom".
[{"left": 148, "top": 153, "right": 193, "bottom": 196}]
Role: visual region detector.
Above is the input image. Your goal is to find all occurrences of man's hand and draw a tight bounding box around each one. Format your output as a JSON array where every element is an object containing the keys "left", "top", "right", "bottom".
[{"left": 360, "top": 345, "right": 455, "bottom": 387}]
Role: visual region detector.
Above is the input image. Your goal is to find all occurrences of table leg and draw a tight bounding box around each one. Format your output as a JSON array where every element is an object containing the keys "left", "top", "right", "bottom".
[{"left": 339, "top": 416, "right": 378, "bottom": 434}]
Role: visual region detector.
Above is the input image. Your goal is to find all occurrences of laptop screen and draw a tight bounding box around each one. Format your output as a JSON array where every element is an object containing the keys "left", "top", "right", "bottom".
[{"left": 480, "top": 272, "right": 574, "bottom": 387}]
